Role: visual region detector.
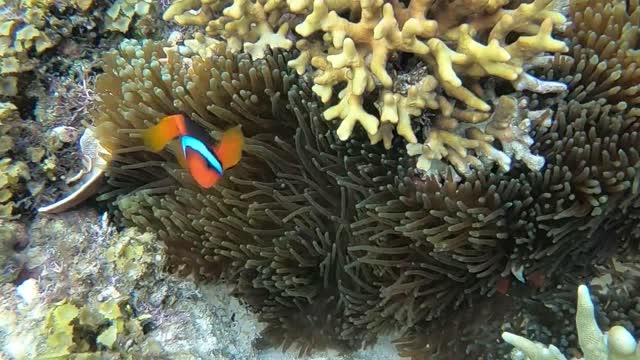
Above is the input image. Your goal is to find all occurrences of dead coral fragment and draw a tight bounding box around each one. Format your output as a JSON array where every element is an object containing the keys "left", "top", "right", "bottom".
[
  {"left": 38, "top": 127, "right": 111, "bottom": 214},
  {"left": 502, "top": 285, "right": 640, "bottom": 360},
  {"left": 484, "top": 96, "right": 547, "bottom": 172}
]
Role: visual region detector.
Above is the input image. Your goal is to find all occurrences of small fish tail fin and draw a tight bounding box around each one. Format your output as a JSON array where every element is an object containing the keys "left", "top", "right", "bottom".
[
  {"left": 214, "top": 125, "right": 244, "bottom": 170},
  {"left": 142, "top": 114, "right": 188, "bottom": 152}
]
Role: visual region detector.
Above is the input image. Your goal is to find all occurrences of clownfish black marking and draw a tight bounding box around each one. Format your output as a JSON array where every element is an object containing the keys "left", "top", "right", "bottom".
[{"left": 142, "top": 114, "right": 244, "bottom": 188}]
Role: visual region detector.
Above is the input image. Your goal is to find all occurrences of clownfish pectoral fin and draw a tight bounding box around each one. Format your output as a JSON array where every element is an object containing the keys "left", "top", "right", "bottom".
[
  {"left": 167, "top": 140, "right": 188, "bottom": 170},
  {"left": 214, "top": 125, "right": 244, "bottom": 170},
  {"left": 185, "top": 149, "right": 221, "bottom": 189},
  {"left": 142, "top": 114, "right": 188, "bottom": 152}
]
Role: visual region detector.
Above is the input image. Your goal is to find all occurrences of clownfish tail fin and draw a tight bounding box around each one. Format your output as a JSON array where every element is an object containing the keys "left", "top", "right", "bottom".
[
  {"left": 143, "top": 114, "right": 188, "bottom": 152},
  {"left": 215, "top": 125, "right": 244, "bottom": 170}
]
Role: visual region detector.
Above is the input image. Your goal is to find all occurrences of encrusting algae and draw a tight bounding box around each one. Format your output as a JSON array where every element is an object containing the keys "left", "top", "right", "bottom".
[
  {"left": 0, "top": 103, "right": 29, "bottom": 218},
  {"left": 1, "top": 211, "right": 160, "bottom": 359},
  {"left": 104, "top": 0, "right": 155, "bottom": 33},
  {"left": 0, "top": 0, "right": 96, "bottom": 97}
]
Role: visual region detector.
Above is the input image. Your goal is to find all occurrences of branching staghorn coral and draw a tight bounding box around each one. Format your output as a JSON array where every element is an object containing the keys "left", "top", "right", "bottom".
[
  {"left": 392, "top": 254, "right": 640, "bottom": 359},
  {"left": 162, "top": 0, "right": 570, "bottom": 176},
  {"left": 406, "top": 94, "right": 549, "bottom": 175},
  {"left": 503, "top": 285, "right": 640, "bottom": 360}
]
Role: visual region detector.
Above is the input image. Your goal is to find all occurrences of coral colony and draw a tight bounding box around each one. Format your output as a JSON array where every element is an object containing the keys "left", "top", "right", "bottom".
[
  {"left": 162, "top": 0, "right": 568, "bottom": 175},
  {"left": 1, "top": 0, "right": 639, "bottom": 358}
]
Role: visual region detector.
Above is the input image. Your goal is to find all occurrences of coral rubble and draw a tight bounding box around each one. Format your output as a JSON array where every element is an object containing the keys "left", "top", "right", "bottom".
[
  {"left": 163, "top": 0, "right": 570, "bottom": 175},
  {"left": 0, "top": 210, "right": 264, "bottom": 359},
  {"left": 0, "top": 103, "right": 65, "bottom": 218},
  {"left": 0, "top": 0, "right": 171, "bottom": 220},
  {"left": 0, "top": 102, "right": 28, "bottom": 217}
]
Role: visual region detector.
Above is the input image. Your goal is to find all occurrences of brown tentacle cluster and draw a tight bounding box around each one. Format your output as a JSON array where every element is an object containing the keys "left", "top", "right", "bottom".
[{"left": 94, "top": 0, "right": 640, "bottom": 354}]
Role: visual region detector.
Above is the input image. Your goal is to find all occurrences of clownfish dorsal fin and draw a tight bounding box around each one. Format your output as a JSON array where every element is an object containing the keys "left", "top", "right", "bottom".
[
  {"left": 142, "top": 114, "right": 188, "bottom": 152},
  {"left": 214, "top": 125, "right": 244, "bottom": 170}
]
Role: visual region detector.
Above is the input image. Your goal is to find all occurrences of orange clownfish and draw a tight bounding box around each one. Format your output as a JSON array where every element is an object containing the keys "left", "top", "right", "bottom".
[{"left": 142, "top": 114, "right": 244, "bottom": 188}]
